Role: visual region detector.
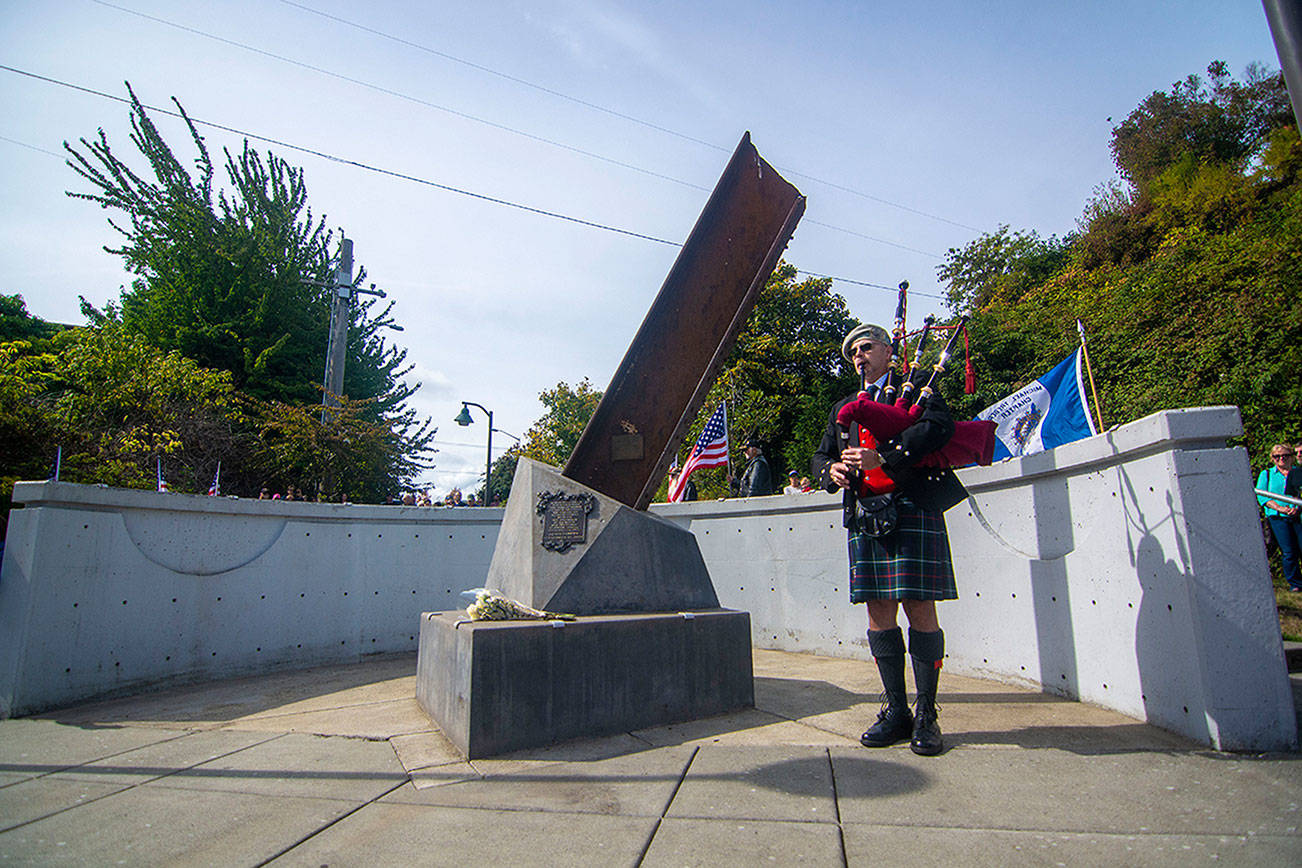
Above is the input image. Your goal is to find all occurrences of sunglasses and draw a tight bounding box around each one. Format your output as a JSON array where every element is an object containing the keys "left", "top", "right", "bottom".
[{"left": 1272, "top": 454, "right": 1291, "bottom": 459}]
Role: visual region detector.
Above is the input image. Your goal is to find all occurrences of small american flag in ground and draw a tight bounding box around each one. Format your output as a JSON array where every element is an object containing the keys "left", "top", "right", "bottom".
[{"left": 669, "top": 403, "right": 728, "bottom": 502}]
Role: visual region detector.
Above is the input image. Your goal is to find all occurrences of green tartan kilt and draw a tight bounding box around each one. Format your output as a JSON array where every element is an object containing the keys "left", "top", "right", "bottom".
[{"left": 848, "top": 496, "right": 957, "bottom": 602}]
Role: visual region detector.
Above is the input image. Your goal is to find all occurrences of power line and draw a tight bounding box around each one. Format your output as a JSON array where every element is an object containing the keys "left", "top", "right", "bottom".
[
  {"left": 91, "top": 0, "right": 712, "bottom": 195},
  {"left": 803, "top": 218, "right": 943, "bottom": 259},
  {"left": 797, "top": 270, "right": 946, "bottom": 301},
  {"left": 435, "top": 439, "right": 516, "bottom": 452},
  {"left": 0, "top": 63, "right": 680, "bottom": 247},
  {"left": 274, "top": 0, "right": 728, "bottom": 154},
  {"left": 0, "top": 134, "right": 62, "bottom": 158},
  {"left": 0, "top": 65, "right": 949, "bottom": 299},
  {"left": 92, "top": 0, "right": 968, "bottom": 249},
  {"left": 272, "top": 0, "right": 981, "bottom": 232}
]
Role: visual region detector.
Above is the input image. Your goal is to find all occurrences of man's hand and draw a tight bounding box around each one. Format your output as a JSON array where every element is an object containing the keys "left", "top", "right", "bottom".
[{"left": 829, "top": 447, "right": 882, "bottom": 489}]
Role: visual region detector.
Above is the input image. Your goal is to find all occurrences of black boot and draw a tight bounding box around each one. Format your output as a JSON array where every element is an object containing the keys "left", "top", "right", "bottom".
[
  {"left": 908, "top": 628, "right": 944, "bottom": 756},
  {"left": 861, "top": 628, "right": 913, "bottom": 747}
]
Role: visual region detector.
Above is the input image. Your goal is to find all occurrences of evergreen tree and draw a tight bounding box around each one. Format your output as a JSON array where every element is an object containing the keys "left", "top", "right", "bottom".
[{"left": 63, "top": 84, "right": 433, "bottom": 498}]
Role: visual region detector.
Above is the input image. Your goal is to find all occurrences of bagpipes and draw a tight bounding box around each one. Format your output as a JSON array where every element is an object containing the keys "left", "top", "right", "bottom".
[
  {"left": 838, "top": 312, "right": 996, "bottom": 497},
  {"left": 880, "top": 281, "right": 909, "bottom": 405}
]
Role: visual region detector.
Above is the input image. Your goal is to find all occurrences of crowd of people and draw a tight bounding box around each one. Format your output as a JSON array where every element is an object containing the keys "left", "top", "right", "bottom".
[{"left": 389, "top": 487, "right": 492, "bottom": 507}]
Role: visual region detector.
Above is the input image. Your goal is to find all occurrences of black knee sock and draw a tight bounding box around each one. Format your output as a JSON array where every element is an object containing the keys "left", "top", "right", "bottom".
[
  {"left": 908, "top": 627, "right": 944, "bottom": 703},
  {"left": 868, "top": 627, "right": 908, "bottom": 708}
]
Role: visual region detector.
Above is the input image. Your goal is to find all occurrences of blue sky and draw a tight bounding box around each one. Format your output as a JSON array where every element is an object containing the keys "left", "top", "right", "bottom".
[{"left": 0, "top": 0, "right": 1282, "bottom": 495}]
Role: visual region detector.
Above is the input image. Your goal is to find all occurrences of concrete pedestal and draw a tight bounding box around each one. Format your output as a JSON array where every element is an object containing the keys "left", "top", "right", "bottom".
[{"left": 416, "top": 609, "right": 753, "bottom": 758}]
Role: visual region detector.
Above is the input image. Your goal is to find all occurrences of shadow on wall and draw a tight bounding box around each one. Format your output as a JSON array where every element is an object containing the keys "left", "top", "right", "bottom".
[
  {"left": 1120, "top": 467, "right": 1206, "bottom": 742},
  {"left": 1030, "top": 468, "right": 1079, "bottom": 698}
]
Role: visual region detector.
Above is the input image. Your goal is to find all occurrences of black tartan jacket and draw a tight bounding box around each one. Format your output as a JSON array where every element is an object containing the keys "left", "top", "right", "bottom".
[{"left": 810, "top": 389, "right": 968, "bottom": 514}]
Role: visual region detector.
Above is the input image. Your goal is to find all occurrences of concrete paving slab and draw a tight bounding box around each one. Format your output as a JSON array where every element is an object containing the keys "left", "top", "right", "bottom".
[
  {"left": 233, "top": 673, "right": 418, "bottom": 720},
  {"left": 267, "top": 802, "right": 658, "bottom": 867},
  {"left": 0, "top": 784, "right": 357, "bottom": 866},
  {"left": 643, "top": 816, "right": 843, "bottom": 867},
  {"left": 0, "top": 776, "right": 129, "bottom": 833},
  {"left": 51, "top": 729, "right": 277, "bottom": 786},
  {"left": 753, "top": 652, "right": 1198, "bottom": 752},
  {"left": 633, "top": 708, "right": 852, "bottom": 748},
  {"left": 465, "top": 732, "right": 661, "bottom": 776},
  {"left": 752, "top": 647, "right": 866, "bottom": 682},
  {"left": 0, "top": 646, "right": 1295, "bottom": 866},
  {"left": 391, "top": 729, "right": 462, "bottom": 773},
  {"left": 406, "top": 761, "right": 481, "bottom": 790},
  {"left": 220, "top": 697, "right": 435, "bottom": 739},
  {"left": 841, "top": 823, "right": 1302, "bottom": 866},
  {"left": 0, "top": 719, "right": 184, "bottom": 772},
  {"left": 667, "top": 745, "right": 837, "bottom": 823},
  {"left": 148, "top": 732, "right": 407, "bottom": 801},
  {"left": 0, "top": 772, "right": 29, "bottom": 789},
  {"left": 382, "top": 744, "right": 695, "bottom": 816},
  {"left": 39, "top": 653, "right": 418, "bottom": 730},
  {"left": 831, "top": 746, "right": 1302, "bottom": 836}
]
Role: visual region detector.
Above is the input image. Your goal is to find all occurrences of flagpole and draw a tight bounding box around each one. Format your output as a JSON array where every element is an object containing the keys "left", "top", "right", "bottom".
[
  {"left": 54, "top": 445, "right": 61, "bottom": 482},
  {"left": 1076, "top": 319, "right": 1104, "bottom": 432},
  {"left": 723, "top": 400, "right": 732, "bottom": 483}
]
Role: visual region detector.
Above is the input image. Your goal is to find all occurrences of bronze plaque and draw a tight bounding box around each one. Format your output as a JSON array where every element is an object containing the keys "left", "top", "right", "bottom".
[
  {"left": 611, "top": 434, "right": 644, "bottom": 462},
  {"left": 537, "top": 492, "right": 596, "bottom": 553}
]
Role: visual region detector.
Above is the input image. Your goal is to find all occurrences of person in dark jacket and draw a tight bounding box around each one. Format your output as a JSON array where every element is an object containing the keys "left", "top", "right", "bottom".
[
  {"left": 733, "top": 435, "right": 774, "bottom": 497},
  {"left": 811, "top": 323, "right": 967, "bottom": 756}
]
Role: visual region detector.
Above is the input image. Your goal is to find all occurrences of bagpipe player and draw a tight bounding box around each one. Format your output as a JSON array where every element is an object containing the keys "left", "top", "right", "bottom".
[{"left": 810, "top": 323, "right": 969, "bottom": 756}]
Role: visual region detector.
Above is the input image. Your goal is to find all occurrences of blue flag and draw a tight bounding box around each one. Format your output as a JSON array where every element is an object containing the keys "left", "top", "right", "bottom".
[{"left": 977, "top": 348, "right": 1098, "bottom": 460}]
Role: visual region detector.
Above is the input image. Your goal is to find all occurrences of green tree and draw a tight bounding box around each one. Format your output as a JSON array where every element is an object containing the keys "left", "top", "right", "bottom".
[
  {"left": 934, "top": 62, "right": 1302, "bottom": 470},
  {"left": 1111, "top": 61, "right": 1291, "bottom": 198},
  {"left": 0, "top": 296, "right": 64, "bottom": 514},
  {"left": 939, "top": 227, "right": 1072, "bottom": 314},
  {"left": 46, "top": 321, "right": 243, "bottom": 492},
  {"left": 486, "top": 448, "right": 519, "bottom": 506},
  {"left": 0, "top": 294, "right": 63, "bottom": 344},
  {"left": 482, "top": 379, "right": 601, "bottom": 504},
  {"left": 250, "top": 394, "right": 426, "bottom": 503},
  {"left": 63, "top": 84, "right": 433, "bottom": 497},
  {"left": 519, "top": 378, "right": 604, "bottom": 466}
]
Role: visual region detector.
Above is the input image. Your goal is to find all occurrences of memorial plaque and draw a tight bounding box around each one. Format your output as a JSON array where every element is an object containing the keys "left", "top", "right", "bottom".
[
  {"left": 611, "top": 434, "right": 644, "bottom": 462},
  {"left": 537, "top": 491, "right": 596, "bottom": 553}
]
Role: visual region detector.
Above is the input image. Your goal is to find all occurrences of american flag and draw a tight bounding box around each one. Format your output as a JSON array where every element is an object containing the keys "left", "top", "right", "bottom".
[
  {"left": 668, "top": 403, "right": 728, "bottom": 502},
  {"left": 156, "top": 458, "right": 168, "bottom": 493},
  {"left": 207, "top": 461, "right": 221, "bottom": 496}
]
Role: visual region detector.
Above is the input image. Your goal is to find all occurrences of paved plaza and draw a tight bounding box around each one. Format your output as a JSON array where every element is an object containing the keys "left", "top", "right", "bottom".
[{"left": 1, "top": 648, "right": 1299, "bottom": 866}]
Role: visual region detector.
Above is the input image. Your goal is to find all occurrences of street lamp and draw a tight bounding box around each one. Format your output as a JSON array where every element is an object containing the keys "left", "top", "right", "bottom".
[{"left": 455, "top": 401, "right": 493, "bottom": 506}]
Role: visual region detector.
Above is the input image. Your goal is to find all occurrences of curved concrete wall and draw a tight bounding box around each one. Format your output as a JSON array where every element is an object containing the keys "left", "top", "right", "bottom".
[
  {"left": 1, "top": 406, "right": 1295, "bottom": 750},
  {"left": 0, "top": 487, "right": 501, "bottom": 717},
  {"left": 659, "top": 405, "right": 1296, "bottom": 751}
]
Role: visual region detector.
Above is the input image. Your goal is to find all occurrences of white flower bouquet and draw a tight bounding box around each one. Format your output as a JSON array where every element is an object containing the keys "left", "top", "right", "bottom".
[{"left": 461, "top": 588, "right": 576, "bottom": 621}]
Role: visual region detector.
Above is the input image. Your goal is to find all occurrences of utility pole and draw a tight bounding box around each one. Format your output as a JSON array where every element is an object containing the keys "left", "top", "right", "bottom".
[
  {"left": 321, "top": 237, "right": 353, "bottom": 422},
  {"left": 318, "top": 237, "right": 386, "bottom": 423}
]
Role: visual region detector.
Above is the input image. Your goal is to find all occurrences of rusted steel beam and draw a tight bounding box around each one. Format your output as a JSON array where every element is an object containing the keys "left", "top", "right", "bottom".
[{"left": 563, "top": 133, "right": 805, "bottom": 509}]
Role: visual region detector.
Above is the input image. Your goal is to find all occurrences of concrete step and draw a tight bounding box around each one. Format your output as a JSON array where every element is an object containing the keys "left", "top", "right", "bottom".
[{"left": 1285, "top": 640, "right": 1302, "bottom": 672}]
